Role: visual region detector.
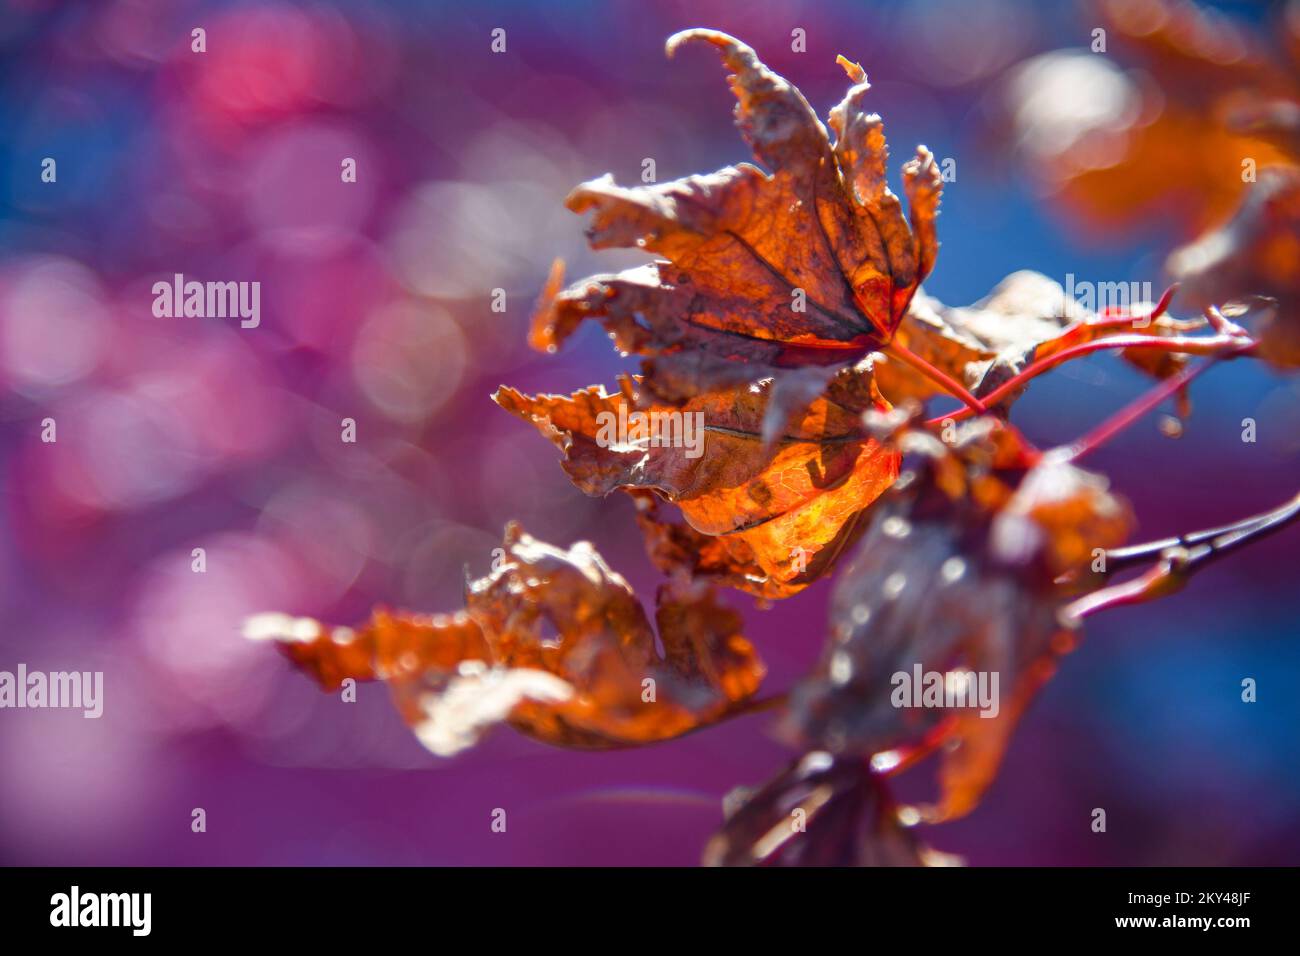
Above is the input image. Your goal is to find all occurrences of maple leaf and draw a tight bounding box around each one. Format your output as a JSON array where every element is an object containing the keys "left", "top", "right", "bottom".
[
  {"left": 494, "top": 363, "right": 899, "bottom": 598},
  {"left": 527, "top": 28, "right": 1195, "bottom": 448},
  {"left": 245, "top": 523, "right": 764, "bottom": 754},
  {"left": 702, "top": 751, "right": 958, "bottom": 867},
  {"left": 1169, "top": 166, "right": 1300, "bottom": 368},
  {"left": 530, "top": 29, "right": 942, "bottom": 428},
  {"left": 781, "top": 417, "right": 1131, "bottom": 821}
]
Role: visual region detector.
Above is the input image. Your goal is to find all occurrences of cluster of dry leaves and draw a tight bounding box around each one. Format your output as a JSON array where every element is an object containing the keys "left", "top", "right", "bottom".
[{"left": 249, "top": 14, "right": 1296, "bottom": 866}]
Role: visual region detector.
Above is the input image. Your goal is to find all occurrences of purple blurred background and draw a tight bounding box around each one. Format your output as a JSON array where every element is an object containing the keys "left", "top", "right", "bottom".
[{"left": 0, "top": 0, "right": 1296, "bottom": 866}]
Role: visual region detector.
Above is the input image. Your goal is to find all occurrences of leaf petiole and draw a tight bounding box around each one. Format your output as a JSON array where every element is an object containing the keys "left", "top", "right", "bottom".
[
  {"left": 923, "top": 330, "right": 1254, "bottom": 429},
  {"left": 882, "top": 340, "right": 988, "bottom": 415}
]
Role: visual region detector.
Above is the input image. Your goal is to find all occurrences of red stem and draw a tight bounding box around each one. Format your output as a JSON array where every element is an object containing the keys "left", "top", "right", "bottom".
[
  {"left": 1058, "top": 341, "right": 1254, "bottom": 462},
  {"left": 884, "top": 341, "right": 987, "bottom": 414},
  {"left": 924, "top": 332, "right": 1251, "bottom": 428},
  {"left": 1099, "top": 282, "right": 1178, "bottom": 324}
]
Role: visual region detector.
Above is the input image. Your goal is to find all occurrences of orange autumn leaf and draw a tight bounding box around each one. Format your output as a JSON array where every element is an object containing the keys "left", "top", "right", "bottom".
[
  {"left": 494, "top": 365, "right": 899, "bottom": 598},
  {"left": 244, "top": 608, "right": 488, "bottom": 694},
  {"left": 468, "top": 525, "right": 765, "bottom": 748},
  {"left": 530, "top": 29, "right": 943, "bottom": 429},
  {"left": 233, "top": 18, "right": 1300, "bottom": 868},
  {"left": 246, "top": 524, "right": 764, "bottom": 754},
  {"left": 628, "top": 490, "right": 784, "bottom": 601}
]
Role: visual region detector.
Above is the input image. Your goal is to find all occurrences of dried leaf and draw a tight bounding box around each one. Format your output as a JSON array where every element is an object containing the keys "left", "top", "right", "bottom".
[
  {"left": 532, "top": 30, "right": 941, "bottom": 422},
  {"left": 246, "top": 524, "right": 765, "bottom": 755},
  {"left": 241, "top": 609, "right": 489, "bottom": 695},
  {"left": 628, "top": 490, "right": 784, "bottom": 601},
  {"left": 495, "top": 365, "right": 899, "bottom": 598}
]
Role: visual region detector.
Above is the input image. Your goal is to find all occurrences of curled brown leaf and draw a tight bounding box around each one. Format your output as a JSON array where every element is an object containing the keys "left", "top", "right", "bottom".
[
  {"left": 531, "top": 30, "right": 942, "bottom": 426},
  {"left": 246, "top": 524, "right": 765, "bottom": 755}
]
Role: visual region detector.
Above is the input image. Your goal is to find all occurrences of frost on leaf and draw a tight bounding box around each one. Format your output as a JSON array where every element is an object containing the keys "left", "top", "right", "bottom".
[
  {"left": 782, "top": 417, "right": 1131, "bottom": 821},
  {"left": 246, "top": 524, "right": 764, "bottom": 755}
]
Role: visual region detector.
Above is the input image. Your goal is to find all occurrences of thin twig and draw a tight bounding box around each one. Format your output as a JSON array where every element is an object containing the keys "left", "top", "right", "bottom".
[
  {"left": 1102, "top": 494, "right": 1300, "bottom": 572},
  {"left": 1062, "top": 490, "right": 1300, "bottom": 623}
]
